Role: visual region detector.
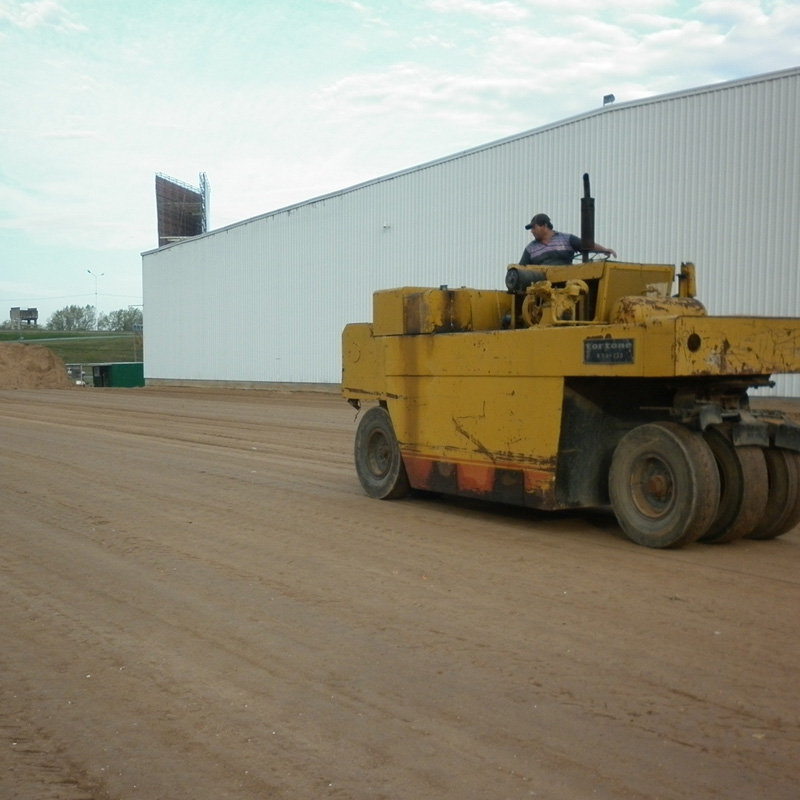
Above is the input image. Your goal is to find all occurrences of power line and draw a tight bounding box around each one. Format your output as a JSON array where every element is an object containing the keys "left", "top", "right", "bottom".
[{"left": 1, "top": 293, "right": 142, "bottom": 303}]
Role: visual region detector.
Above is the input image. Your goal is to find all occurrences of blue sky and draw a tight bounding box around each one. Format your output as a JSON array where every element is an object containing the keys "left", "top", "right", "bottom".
[{"left": 2, "top": 0, "right": 799, "bottom": 324}]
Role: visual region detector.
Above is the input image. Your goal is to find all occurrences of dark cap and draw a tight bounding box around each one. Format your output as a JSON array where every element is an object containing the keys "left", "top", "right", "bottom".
[{"left": 525, "top": 213, "right": 552, "bottom": 230}]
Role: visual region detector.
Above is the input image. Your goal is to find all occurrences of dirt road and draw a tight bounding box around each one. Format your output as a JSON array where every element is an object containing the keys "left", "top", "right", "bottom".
[{"left": 2, "top": 387, "right": 799, "bottom": 800}]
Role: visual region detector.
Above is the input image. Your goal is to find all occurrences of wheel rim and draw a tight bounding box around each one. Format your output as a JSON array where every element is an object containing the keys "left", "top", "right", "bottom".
[
  {"left": 630, "top": 455, "right": 676, "bottom": 519},
  {"left": 366, "top": 429, "right": 392, "bottom": 479}
]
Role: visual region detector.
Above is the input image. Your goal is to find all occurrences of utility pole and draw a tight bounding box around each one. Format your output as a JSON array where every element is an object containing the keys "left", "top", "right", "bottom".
[{"left": 87, "top": 270, "right": 104, "bottom": 329}]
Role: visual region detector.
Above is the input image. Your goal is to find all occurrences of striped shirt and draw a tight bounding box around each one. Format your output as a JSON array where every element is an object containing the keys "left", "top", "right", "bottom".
[{"left": 520, "top": 232, "right": 582, "bottom": 266}]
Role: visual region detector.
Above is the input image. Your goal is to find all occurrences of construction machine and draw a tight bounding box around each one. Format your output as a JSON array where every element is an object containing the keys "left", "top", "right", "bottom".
[{"left": 341, "top": 177, "right": 800, "bottom": 548}]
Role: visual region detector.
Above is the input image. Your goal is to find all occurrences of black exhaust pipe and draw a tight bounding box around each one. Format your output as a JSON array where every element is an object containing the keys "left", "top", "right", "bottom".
[{"left": 580, "top": 173, "right": 595, "bottom": 263}]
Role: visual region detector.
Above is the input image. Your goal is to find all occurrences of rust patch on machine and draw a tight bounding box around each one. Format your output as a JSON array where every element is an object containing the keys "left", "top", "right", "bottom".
[{"left": 401, "top": 454, "right": 556, "bottom": 508}]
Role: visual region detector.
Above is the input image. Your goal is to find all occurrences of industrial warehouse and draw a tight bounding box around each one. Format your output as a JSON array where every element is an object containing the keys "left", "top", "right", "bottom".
[{"left": 142, "top": 66, "right": 800, "bottom": 395}]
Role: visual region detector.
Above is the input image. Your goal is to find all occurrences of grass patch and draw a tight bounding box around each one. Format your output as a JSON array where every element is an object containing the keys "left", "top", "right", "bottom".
[{"left": 0, "top": 330, "right": 142, "bottom": 365}]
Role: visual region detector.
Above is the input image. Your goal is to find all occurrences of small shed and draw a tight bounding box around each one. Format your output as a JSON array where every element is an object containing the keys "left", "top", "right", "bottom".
[{"left": 91, "top": 362, "right": 145, "bottom": 388}]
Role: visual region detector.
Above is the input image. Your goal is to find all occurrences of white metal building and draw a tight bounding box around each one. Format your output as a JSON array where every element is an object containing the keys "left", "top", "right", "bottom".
[{"left": 142, "top": 66, "right": 800, "bottom": 395}]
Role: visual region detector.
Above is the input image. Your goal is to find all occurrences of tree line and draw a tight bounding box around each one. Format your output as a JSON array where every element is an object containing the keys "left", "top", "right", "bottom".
[{"left": 2, "top": 306, "right": 143, "bottom": 332}]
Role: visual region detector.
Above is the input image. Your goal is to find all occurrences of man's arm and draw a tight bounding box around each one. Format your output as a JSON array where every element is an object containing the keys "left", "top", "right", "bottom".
[
  {"left": 571, "top": 232, "right": 616, "bottom": 258},
  {"left": 592, "top": 243, "right": 616, "bottom": 258}
]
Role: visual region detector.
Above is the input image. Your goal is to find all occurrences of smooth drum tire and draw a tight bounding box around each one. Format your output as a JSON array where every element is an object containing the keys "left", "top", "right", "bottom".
[
  {"left": 609, "top": 422, "right": 720, "bottom": 548},
  {"left": 354, "top": 405, "right": 410, "bottom": 500},
  {"left": 700, "top": 424, "right": 769, "bottom": 543},
  {"left": 748, "top": 449, "right": 800, "bottom": 540}
]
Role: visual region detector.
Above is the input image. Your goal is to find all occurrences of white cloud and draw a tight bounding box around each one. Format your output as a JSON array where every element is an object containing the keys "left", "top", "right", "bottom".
[
  {"left": 0, "top": 0, "right": 85, "bottom": 31},
  {"left": 426, "top": 0, "right": 529, "bottom": 21},
  {"left": 697, "top": 0, "right": 800, "bottom": 59},
  {"left": 328, "top": 0, "right": 369, "bottom": 11},
  {"left": 37, "top": 129, "right": 101, "bottom": 140},
  {"left": 313, "top": 62, "right": 531, "bottom": 125},
  {"left": 694, "top": 0, "right": 767, "bottom": 27},
  {"left": 411, "top": 34, "right": 459, "bottom": 49}
]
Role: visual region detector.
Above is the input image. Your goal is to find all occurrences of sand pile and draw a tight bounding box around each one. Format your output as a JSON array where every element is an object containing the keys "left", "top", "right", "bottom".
[{"left": 0, "top": 343, "right": 74, "bottom": 389}]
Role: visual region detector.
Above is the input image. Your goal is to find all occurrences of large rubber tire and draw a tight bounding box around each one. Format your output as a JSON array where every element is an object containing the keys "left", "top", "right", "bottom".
[
  {"left": 701, "top": 425, "right": 769, "bottom": 543},
  {"left": 748, "top": 449, "right": 800, "bottom": 540},
  {"left": 609, "top": 422, "right": 720, "bottom": 548},
  {"left": 354, "top": 405, "right": 410, "bottom": 500}
]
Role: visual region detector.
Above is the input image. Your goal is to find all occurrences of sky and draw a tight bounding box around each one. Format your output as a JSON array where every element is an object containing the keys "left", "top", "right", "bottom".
[{"left": 1, "top": 0, "right": 799, "bottom": 325}]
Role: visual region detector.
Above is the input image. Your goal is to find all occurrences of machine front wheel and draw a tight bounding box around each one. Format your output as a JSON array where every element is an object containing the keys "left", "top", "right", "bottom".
[
  {"left": 354, "top": 405, "right": 410, "bottom": 500},
  {"left": 609, "top": 422, "right": 720, "bottom": 548}
]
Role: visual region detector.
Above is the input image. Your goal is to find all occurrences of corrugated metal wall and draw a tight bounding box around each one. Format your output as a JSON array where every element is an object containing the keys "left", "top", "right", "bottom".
[{"left": 142, "top": 67, "right": 800, "bottom": 394}]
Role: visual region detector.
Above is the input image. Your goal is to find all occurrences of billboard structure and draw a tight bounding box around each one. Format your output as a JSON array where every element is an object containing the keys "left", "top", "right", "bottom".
[{"left": 155, "top": 172, "right": 209, "bottom": 247}]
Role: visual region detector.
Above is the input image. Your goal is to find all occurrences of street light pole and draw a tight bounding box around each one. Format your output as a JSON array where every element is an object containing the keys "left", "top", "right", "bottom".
[{"left": 87, "top": 270, "right": 104, "bottom": 329}]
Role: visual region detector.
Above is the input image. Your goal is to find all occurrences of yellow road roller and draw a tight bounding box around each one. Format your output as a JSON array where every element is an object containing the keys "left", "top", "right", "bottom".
[{"left": 341, "top": 184, "right": 800, "bottom": 548}]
